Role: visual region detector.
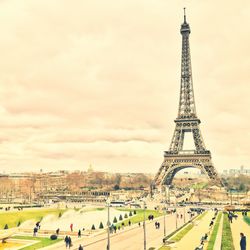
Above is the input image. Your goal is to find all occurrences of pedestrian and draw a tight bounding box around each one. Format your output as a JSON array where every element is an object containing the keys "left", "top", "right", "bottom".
[
  {"left": 138, "top": 222, "right": 141, "bottom": 227},
  {"left": 68, "top": 236, "right": 72, "bottom": 248},
  {"left": 155, "top": 221, "right": 157, "bottom": 229},
  {"left": 240, "top": 232, "right": 246, "bottom": 250},
  {"left": 128, "top": 220, "right": 131, "bottom": 226},
  {"left": 157, "top": 222, "right": 160, "bottom": 229},
  {"left": 78, "top": 229, "right": 81, "bottom": 238},
  {"left": 56, "top": 228, "right": 60, "bottom": 235},
  {"left": 70, "top": 223, "right": 73, "bottom": 232},
  {"left": 65, "top": 236, "right": 69, "bottom": 249},
  {"left": 36, "top": 221, "right": 40, "bottom": 229},
  {"left": 33, "top": 227, "right": 38, "bottom": 237},
  {"left": 78, "top": 244, "right": 83, "bottom": 250}
]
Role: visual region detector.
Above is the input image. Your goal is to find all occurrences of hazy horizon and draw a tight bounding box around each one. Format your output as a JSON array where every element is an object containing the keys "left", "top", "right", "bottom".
[{"left": 0, "top": 1, "right": 249, "bottom": 174}]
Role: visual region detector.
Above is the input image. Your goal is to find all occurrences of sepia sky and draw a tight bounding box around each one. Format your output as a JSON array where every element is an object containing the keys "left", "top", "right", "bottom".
[{"left": 0, "top": 0, "right": 249, "bottom": 173}]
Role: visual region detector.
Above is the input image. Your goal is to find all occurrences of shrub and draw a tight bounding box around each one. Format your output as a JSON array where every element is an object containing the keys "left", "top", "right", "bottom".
[
  {"left": 99, "top": 222, "right": 104, "bottom": 229},
  {"left": 124, "top": 213, "right": 128, "bottom": 218},
  {"left": 113, "top": 217, "right": 118, "bottom": 223},
  {"left": 129, "top": 211, "right": 133, "bottom": 216},
  {"left": 50, "top": 234, "right": 58, "bottom": 240},
  {"left": 91, "top": 224, "right": 96, "bottom": 230},
  {"left": 119, "top": 214, "right": 123, "bottom": 221},
  {"left": 4, "top": 224, "right": 8, "bottom": 230}
]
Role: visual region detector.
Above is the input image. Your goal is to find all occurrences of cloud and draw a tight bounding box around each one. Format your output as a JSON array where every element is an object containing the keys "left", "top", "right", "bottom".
[{"left": 0, "top": 0, "right": 249, "bottom": 173}]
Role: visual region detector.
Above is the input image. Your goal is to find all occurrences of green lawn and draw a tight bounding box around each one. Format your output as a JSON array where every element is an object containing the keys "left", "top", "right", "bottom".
[
  {"left": 243, "top": 216, "right": 250, "bottom": 226},
  {"left": 13, "top": 236, "right": 62, "bottom": 250},
  {"left": 158, "top": 246, "right": 171, "bottom": 250},
  {"left": 170, "top": 211, "right": 207, "bottom": 242},
  {"left": 221, "top": 213, "right": 235, "bottom": 250},
  {"left": 171, "top": 223, "right": 193, "bottom": 242},
  {"left": 114, "top": 209, "right": 163, "bottom": 227},
  {"left": 207, "top": 212, "right": 222, "bottom": 250},
  {"left": 0, "top": 208, "right": 67, "bottom": 229}
]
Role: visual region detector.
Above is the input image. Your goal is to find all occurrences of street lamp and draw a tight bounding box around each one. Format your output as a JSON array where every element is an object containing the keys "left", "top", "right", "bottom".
[
  {"left": 183, "top": 206, "right": 186, "bottom": 224},
  {"left": 107, "top": 198, "right": 111, "bottom": 250},
  {"left": 163, "top": 186, "right": 167, "bottom": 237},
  {"left": 143, "top": 200, "right": 147, "bottom": 250},
  {"left": 175, "top": 197, "right": 178, "bottom": 229}
]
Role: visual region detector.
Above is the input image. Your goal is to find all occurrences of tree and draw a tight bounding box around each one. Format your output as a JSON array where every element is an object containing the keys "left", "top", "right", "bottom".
[
  {"left": 17, "top": 221, "right": 21, "bottom": 227},
  {"left": 119, "top": 214, "right": 123, "bottom": 221},
  {"left": 239, "top": 183, "right": 246, "bottom": 192},
  {"left": 114, "top": 174, "right": 121, "bottom": 186},
  {"left": 58, "top": 212, "right": 62, "bottom": 218},
  {"left": 91, "top": 224, "right": 95, "bottom": 230},
  {"left": 133, "top": 210, "right": 136, "bottom": 215},
  {"left": 113, "top": 217, "right": 118, "bottom": 223},
  {"left": 129, "top": 211, "right": 133, "bottom": 216},
  {"left": 124, "top": 213, "right": 128, "bottom": 218},
  {"left": 99, "top": 222, "right": 104, "bottom": 229},
  {"left": 4, "top": 224, "right": 8, "bottom": 230}
]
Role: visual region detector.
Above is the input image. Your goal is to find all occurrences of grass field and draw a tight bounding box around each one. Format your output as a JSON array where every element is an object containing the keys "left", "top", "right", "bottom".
[
  {"left": 243, "top": 215, "right": 250, "bottom": 226},
  {"left": 0, "top": 208, "right": 67, "bottom": 229},
  {"left": 207, "top": 212, "right": 222, "bottom": 250},
  {"left": 221, "top": 213, "right": 235, "bottom": 250},
  {"left": 158, "top": 246, "right": 171, "bottom": 250},
  {"left": 13, "top": 236, "right": 62, "bottom": 250},
  {"left": 167, "top": 211, "right": 207, "bottom": 243},
  {"left": 115, "top": 209, "right": 163, "bottom": 227}
]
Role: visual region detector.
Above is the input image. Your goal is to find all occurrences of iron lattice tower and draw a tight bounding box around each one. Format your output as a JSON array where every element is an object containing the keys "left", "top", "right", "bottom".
[{"left": 154, "top": 9, "right": 222, "bottom": 187}]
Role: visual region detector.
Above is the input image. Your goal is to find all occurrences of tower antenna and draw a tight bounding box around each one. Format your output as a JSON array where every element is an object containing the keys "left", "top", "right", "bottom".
[{"left": 184, "top": 7, "right": 186, "bottom": 23}]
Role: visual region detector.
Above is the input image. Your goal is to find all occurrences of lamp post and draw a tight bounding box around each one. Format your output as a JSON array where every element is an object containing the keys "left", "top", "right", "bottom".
[
  {"left": 175, "top": 197, "right": 178, "bottom": 229},
  {"left": 163, "top": 186, "right": 167, "bottom": 237},
  {"left": 107, "top": 198, "right": 110, "bottom": 250},
  {"left": 183, "top": 206, "right": 186, "bottom": 224},
  {"left": 143, "top": 200, "right": 146, "bottom": 250}
]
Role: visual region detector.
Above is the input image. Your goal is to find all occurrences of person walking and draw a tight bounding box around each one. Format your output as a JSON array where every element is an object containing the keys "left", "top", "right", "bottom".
[
  {"left": 68, "top": 236, "right": 72, "bottom": 249},
  {"left": 78, "top": 244, "right": 83, "bottom": 250},
  {"left": 78, "top": 229, "right": 81, "bottom": 238},
  {"left": 70, "top": 223, "right": 73, "bottom": 232},
  {"left": 240, "top": 233, "right": 246, "bottom": 250},
  {"left": 64, "top": 236, "right": 69, "bottom": 249},
  {"left": 33, "top": 227, "right": 38, "bottom": 237}
]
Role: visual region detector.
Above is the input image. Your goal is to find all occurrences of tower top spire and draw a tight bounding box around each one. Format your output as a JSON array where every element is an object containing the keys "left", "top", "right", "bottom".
[
  {"left": 184, "top": 7, "right": 186, "bottom": 23},
  {"left": 180, "top": 8, "right": 190, "bottom": 34}
]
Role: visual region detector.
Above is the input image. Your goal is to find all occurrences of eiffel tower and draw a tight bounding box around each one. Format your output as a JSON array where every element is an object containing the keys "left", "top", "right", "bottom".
[{"left": 154, "top": 9, "right": 222, "bottom": 187}]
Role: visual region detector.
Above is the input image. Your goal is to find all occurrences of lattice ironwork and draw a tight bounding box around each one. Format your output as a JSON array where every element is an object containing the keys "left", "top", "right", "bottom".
[{"left": 154, "top": 9, "right": 222, "bottom": 187}]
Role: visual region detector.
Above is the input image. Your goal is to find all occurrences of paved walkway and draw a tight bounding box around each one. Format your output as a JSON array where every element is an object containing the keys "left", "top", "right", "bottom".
[
  {"left": 230, "top": 214, "right": 250, "bottom": 250},
  {"left": 41, "top": 208, "right": 189, "bottom": 250},
  {"left": 171, "top": 211, "right": 213, "bottom": 250}
]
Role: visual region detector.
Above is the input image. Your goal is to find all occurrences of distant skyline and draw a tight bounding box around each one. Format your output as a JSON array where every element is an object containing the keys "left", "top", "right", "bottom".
[{"left": 0, "top": 1, "right": 249, "bottom": 173}]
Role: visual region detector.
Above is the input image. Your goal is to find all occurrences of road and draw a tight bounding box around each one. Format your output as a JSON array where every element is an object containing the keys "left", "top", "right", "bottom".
[
  {"left": 84, "top": 213, "right": 185, "bottom": 250},
  {"left": 42, "top": 208, "right": 189, "bottom": 250},
  {"left": 82, "top": 208, "right": 189, "bottom": 250}
]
